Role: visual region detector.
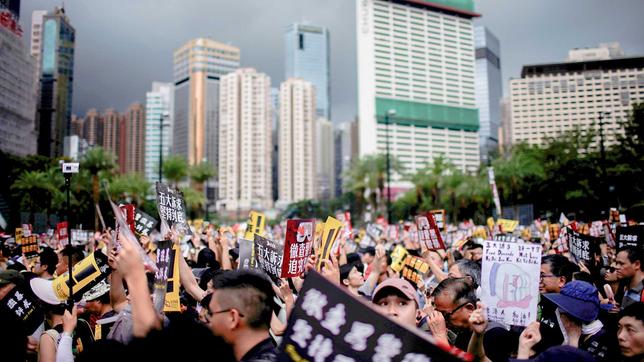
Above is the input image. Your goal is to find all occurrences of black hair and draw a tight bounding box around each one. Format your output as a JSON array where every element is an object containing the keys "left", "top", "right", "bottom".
[
  {"left": 212, "top": 269, "right": 275, "bottom": 330},
  {"left": 363, "top": 247, "right": 376, "bottom": 257},
  {"left": 197, "top": 248, "right": 220, "bottom": 269},
  {"left": 617, "top": 246, "right": 643, "bottom": 271},
  {"left": 620, "top": 302, "right": 644, "bottom": 324},
  {"left": 61, "top": 246, "right": 85, "bottom": 267},
  {"left": 346, "top": 252, "right": 361, "bottom": 265},
  {"left": 572, "top": 271, "right": 593, "bottom": 284},
  {"left": 200, "top": 293, "right": 213, "bottom": 309},
  {"left": 340, "top": 263, "right": 357, "bottom": 282},
  {"left": 39, "top": 248, "right": 58, "bottom": 275},
  {"left": 431, "top": 277, "right": 477, "bottom": 306},
  {"left": 542, "top": 254, "right": 578, "bottom": 283},
  {"left": 198, "top": 268, "right": 225, "bottom": 291}
]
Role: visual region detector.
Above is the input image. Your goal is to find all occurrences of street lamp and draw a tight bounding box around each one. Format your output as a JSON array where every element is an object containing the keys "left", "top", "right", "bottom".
[
  {"left": 384, "top": 109, "right": 396, "bottom": 224},
  {"left": 158, "top": 111, "right": 170, "bottom": 182},
  {"left": 598, "top": 111, "right": 610, "bottom": 207}
]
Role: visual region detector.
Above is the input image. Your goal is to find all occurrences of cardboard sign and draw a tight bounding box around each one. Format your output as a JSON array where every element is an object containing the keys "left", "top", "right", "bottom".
[
  {"left": 1, "top": 284, "right": 44, "bottom": 334},
  {"left": 164, "top": 242, "right": 181, "bottom": 312},
  {"left": 493, "top": 234, "right": 520, "bottom": 243},
  {"left": 254, "top": 234, "right": 283, "bottom": 283},
  {"left": 282, "top": 219, "right": 315, "bottom": 278},
  {"left": 278, "top": 271, "right": 469, "bottom": 362},
  {"left": 497, "top": 219, "right": 519, "bottom": 233},
  {"left": 56, "top": 222, "right": 69, "bottom": 246},
  {"left": 51, "top": 251, "right": 111, "bottom": 303},
  {"left": 71, "top": 229, "right": 91, "bottom": 244},
  {"left": 155, "top": 182, "right": 191, "bottom": 235},
  {"left": 390, "top": 245, "right": 409, "bottom": 273},
  {"left": 616, "top": 225, "right": 643, "bottom": 250},
  {"left": 401, "top": 255, "right": 429, "bottom": 286},
  {"left": 238, "top": 237, "right": 255, "bottom": 269},
  {"left": 152, "top": 240, "right": 173, "bottom": 313},
  {"left": 568, "top": 230, "right": 599, "bottom": 266},
  {"left": 20, "top": 235, "right": 39, "bottom": 258},
  {"left": 430, "top": 209, "right": 446, "bottom": 232},
  {"left": 316, "top": 217, "right": 343, "bottom": 271},
  {"left": 134, "top": 210, "right": 158, "bottom": 236},
  {"left": 481, "top": 240, "right": 541, "bottom": 327},
  {"left": 245, "top": 211, "right": 266, "bottom": 240}
]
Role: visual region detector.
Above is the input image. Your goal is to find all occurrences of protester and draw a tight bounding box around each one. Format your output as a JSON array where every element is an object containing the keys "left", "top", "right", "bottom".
[
  {"left": 614, "top": 246, "right": 643, "bottom": 310},
  {"left": 447, "top": 259, "right": 481, "bottom": 288},
  {"left": 617, "top": 302, "right": 644, "bottom": 361},
  {"left": 55, "top": 246, "right": 85, "bottom": 276},
  {"left": 540, "top": 254, "right": 578, "bottom": 294},
  {"left": 34, "top": 248, "right": 58, "bottom": 279},
  {"left": 430, "top": 277, "right": 480, "bottom": 350},
  {"left": 81, "top": 280, "right": 117, "bottom": 340},
  {"left": 371, "top": 277, "right": 420, "bottom": 328}
]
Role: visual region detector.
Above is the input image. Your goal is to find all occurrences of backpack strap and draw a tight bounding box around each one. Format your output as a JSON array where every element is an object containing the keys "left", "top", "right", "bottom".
[{"left": 41, "top": 329, "right": 61, "bottom": 351}]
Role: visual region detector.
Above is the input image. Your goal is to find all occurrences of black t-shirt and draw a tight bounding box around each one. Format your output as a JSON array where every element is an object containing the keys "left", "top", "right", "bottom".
[
  {"left": 580, "top": 328, "right": 620, "bottom": 362},
  {"left": 240, "top": 337, "right": 278, "bottom": 362},
  {"left": 94, "top": 310, "right": 118, "bottom": 341}
]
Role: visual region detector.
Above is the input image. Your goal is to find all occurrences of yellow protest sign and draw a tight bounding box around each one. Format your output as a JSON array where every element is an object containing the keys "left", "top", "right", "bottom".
[
  {"left": 390, "top": 245, "right": 409, "bottom": 273},
  {"left": 472, "top": 226, "right": 487, "bottom": 239},
  {"left": 164, "top": 242, "right": 181, "bottom": 312},
  {"left": 15, "top": 228, "right": 23, "bottom": 244},
  {"left": 52, "top": 252, "right": 105, "bottom": 301},
  {"left": 244, "top": 211, "right": 266, "bottom": 240},
  {"left": 497, "top": 218, "right": 519, "bottom": 233},
  {"left": 487, "top": 217, "right": 495, "bottom": 230},
  {"left": 316, "top": 216, "right": 343, "bottom": 271}
]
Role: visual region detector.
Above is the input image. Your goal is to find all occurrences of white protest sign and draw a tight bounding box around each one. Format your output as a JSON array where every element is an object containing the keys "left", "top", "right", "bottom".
[{"left": 481, "top": 240, "right": 541, "bottom": 327}]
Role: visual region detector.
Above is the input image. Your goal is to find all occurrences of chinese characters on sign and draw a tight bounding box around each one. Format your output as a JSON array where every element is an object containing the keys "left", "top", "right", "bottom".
[
  {"left": 155, "top": 182, "right": 191, "bottom": 235},
  {"left": 316, "top": 216, "right": 343, "bottom": 271},
  {"left": 282, "top": 219, "right": 315, "bottom": 278},
  {"left": 568, "top": 230, "right": 598, "bottom": 266},
  {"left": 0, "top": 286, "right": 43, "bottom": 334},
  {"left": 152, "top": 240, "right": 173, "bottom": 313},
  {"left": 254, "top": 234, "right": 283, "bottom": 283},
  {"left": 481, "top": 241, "right": 541, "bottom": 327},
  {"left": 134, "top": 210, "right": 158, "bottom": 236},
  {"left": 415, "top": 213, "right": 445, "bottom": 251},
  {"left": 616, "top": 225, "right": 643, "bottom": 250},
  {"left": 493, "top": 234, "right": 520, "bottom": 243}
]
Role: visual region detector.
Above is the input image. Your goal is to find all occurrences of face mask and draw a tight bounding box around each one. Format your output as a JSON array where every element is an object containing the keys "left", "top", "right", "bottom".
[{"left": 554, "top": 308, "right": 569, "bottom": 346}]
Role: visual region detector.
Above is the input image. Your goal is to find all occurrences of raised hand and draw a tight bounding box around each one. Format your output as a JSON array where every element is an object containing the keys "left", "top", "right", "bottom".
[
  {"left": 518, "top": 321, "right": 541, "bottom": 359},
  {"left": 469, "top": 301, "right": 488, "bottom": 335}
]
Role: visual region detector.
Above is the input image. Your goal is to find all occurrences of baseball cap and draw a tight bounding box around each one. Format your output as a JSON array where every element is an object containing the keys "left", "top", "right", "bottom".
[
  {"left": 372, "top": 277, "right": 420, "bottom": 306},
  {"left": 0, "top": 269, "right": 24, "bottom": 286},
  {"left": 542, "top": 280, "right": 600, "bottom": 323}
]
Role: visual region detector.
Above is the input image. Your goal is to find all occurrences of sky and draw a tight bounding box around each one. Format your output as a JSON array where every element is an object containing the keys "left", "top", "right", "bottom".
[{"left": 18, "top": 0, "right": 644, "bottom": 124}]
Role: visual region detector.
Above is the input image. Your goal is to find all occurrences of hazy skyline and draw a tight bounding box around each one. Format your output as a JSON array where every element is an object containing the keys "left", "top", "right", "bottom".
[{"left": 18, "top": 0, "right": 644, "bottom": 124}]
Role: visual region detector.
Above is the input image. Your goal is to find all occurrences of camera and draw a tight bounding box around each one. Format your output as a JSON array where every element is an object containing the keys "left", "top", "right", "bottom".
[{"left": 61, "top": 162, "right": 80, "bottom": 174}]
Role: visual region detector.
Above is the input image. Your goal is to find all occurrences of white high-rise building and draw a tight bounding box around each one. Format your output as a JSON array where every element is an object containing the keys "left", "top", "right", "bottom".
[
  {"left": 30, "top": 10, "right": 47, "bottom": 92},
  {"left": 145, "top": 82, "right": 174, "bottom": 183},
  {"left": 277, "top": 78, "right": 317, "bottom": 206},
  {"left": 356, "top": 0, "right": 481, "bottom": 194},
  {"left": 218, "top": 68, "right": 273, "bottom": 211},
  {"left": 509, "top": 43, "right": 644, "bottom": 148},
  {"left": 316, "top": 117, "right": 335, "bottom": 199},
  {"left": 474, "top": 25, "right": 502, "bottom": 161}
]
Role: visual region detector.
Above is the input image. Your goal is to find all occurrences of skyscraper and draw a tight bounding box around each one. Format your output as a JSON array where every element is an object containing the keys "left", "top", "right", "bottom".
[
  {"left": 316, "top": 117, "right": 334, "bottom": 199},
  {"left": 357, "top": 0, "right": 480, "bottom": 192},
  {"left": 0, "top": 4, "right": 38, "bottom": 157},
  {"left": 278, "top": 78, "right": 317, "bottom": 206},
  {"left": 334, "top": 120, "right": 359, "bottom": 197},
  {"left": 36, "top": 6, "right": 75, "bottom": 157},
  {"left": 285, "top": 23, "right": 331, "bottom": 120},
  {"left": 172, "top": 38, "right": 240, "bottom": 172},
  {"left": 145, "top": 82, "right": 174, "bottom": 183},
  {"left": 218, "top": 68, "right": 273, "bottom": 211},
  {"left": 474, "top": 25, "right": 502, "bottom": 162},
  {"left": 124, "top": 103, "right": 145, "bottom": 174},
  {"left": 83, "top": 108, "right": 102, "bottom": 146},
  {"left": 102, "top": 108, "right": 126, "bottom": 171},
  {"left": 270, "top": 87, "right": 280, "bottom": 201}
]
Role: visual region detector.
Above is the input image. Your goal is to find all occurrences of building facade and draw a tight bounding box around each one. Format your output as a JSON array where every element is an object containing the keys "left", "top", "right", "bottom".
[
  {"left": 102, "top": 108, "right": 125, "bottom": 170},
  {"left": 0, "top": 7, "right": 38, "bottom": 156},
  {"left": 285, "top": 23, "right": 331, "bottom": 119},
  {"left": 218, "top": 68, "right": 273, "bottom": 211},
  {"left": 277, "top": 78, "right": 317, "bottom": 206},
  {"left": 356, "top": 0, "right": 481, "bottom": 191},
  {"left": 145, "top": 82, "right": 173, "bottom": 183},
  {"left": 36, "top": 7, "right": 75, "bottom": 157},
  {"left": 83, "top": 108, "right": 102, "bottom": 146},
  {"left": 172, "top": 38, "right": 240, "bottom": 173},
  {"left": 334, "top": 120, "right": 359, "bottom": 197},
  {"left": 124, "top": 103, "right": 145, "bottom": 174},
  {"left": 316, "top": 117, "right": 334, "bottom": 199},
  {"left": 474, "top": 25, "right": 501, "bottom": 161},
  {"left": 509, "top": 43, "right": 644, "bottom": 148}
]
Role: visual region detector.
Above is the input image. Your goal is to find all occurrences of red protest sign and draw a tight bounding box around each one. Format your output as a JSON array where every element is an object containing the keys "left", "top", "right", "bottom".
[
  {"left": 281, "top": 219, "right": 315, "bottom": 278},
  {"left": 415, "top": 213, "right": 445, "bottom": 251},
  {"left": 119, "top": 204, "right": 136, "bottom": 234},
  {"left": 56, "top": 222, "right": 69, "bottom": 246}
]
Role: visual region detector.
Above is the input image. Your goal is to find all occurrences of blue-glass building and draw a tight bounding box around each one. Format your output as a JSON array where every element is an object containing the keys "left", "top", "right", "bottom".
[{"left": 284, "top": 23, "right": 330, "bottom": 120}]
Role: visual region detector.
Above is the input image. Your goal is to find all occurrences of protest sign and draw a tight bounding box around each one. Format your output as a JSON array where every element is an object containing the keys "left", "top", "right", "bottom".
[
  {"left": 616, "top": 225, "right": 643, "bottom": 250},
  {"left": 497, "top": 219, "right": 519, "bottom": 233},
  {"left": 152, "top": 239, "right": 173, "bottom": 312},
  {"left": 390, "top": 245, "right": 409, "bottom": 273},
  {"left": 316, "top": 217, "right": 343, "bottom": 271},
  {"left": 278, "top": 271, "right": 469, "bottom": 362},
  {"left": 481, "top": 240, "right": 541, "bottom": 327},
  {"left": 568, "top": 230, "right": 599, "bottom": 266},
  {"left": 15, "top": 227, "right": 23, "bottom": 244},
  {"left": 56, "top": 221, "right": 69, "bottom": 246},
  {"left": 164, "top": 242, "right": 181, "bottom": 312},
  {"left": 401, "top": 255, "right": 429, "bottom": 286},
  {"left": 1, "top": 284, "right": 44, "bottom": 334},
  {"left": 119, "top": 204, "right": 136, "bottom": 234},
  {"left": 155, "top": 182, "right": 191, "bottom": 235},
  {"left": 254, "top": 234, "right": 283, "bottom": 283},
  {"left": 282, "top": 219, "right": 315, "bottom": 278},
  {"left": 21, "top": 224, "right": 32, "bottom": 237},
  {"left": 589, "top": 221, "right": 603, "bottom": 237},
  {"left": 366, "top": 223, "right": 383, "bottom": 242},
  {"left": 109, "top": 200, "right": 158, "bottom": 272},
  {"left": 134, "top": 209, "right": 158, "bottom": 236},
  {"left": 71, "top": 229, "right": 91, "bottom": 244},
  {"left": 430, "top": 209, "right": 446, "bottom": 232},
  {"left": 20, "top": 235, "right": 38, "bottom": 258},
  {"left": 238, "top": 237, "right": 255, "bottom": 269},
  {"left": 415, "top": 213, "right": 445, "bottom": 251},
  {"left": 244, "top": 211, "right": 266, "bottom": 240},
  {"left": 493, "top": 234, "right": 520, "bottom": 243},
  {"left": 553, "top": 225, "right": 569, "bottom": 253}
]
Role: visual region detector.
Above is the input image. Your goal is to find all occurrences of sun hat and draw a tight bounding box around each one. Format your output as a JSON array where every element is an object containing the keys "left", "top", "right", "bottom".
[{"left": 542, "top": 280, "right": 600, "bottom": 323}]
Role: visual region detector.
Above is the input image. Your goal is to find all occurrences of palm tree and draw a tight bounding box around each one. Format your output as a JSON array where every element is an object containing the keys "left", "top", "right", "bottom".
[
  {"left": 109, "top": 173, "right": 151, "bottom": 207},
  {"left": 11, "top": 171, "right": 59, "bottom": 216},
  {"left": 343, "top": 158, "right": 369, "bottom": 221},
  {"left": 162, "top": 156, "right": 189, "bottom": 188},
  {"left": 81, "top": 147, "right": 117, "bottom": 229},
  {"left": 410, "top": 154, "right": 453, "bottom": 211},
  {"left": 189, "top": 161, "right": 216, "bottom": 192},
  {"left": 180, "top": 187, "right": 206, "bottom": 218}
]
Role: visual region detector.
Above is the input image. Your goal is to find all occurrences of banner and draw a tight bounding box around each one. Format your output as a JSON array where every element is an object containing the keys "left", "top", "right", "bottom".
[
  {"left": 278, "top": 271, "right": 469, "bottom": 362},
  {"left": 390, "top": 245, "right": 409, "bottom": 273},
  {"left": 481, "top": 240, "right": 541, "bottom": 327},
  {"left": 238, "top": 237, "right": 255, "bottom": 269},
  {"left": 244, "top": 211, "right": 266, "bottom": 240},
  {"left": 155, "top": 182, "right": 191, "bottom": 235},
  {"left": 1, "top": 284, "right": 44, "bottom": 334},
  {"left": 152, "top": 240, "right": 173, "bottom": 312},
  {"left": 497, "top": 219, "right": 519, "bottom": 233},
  {"left": 316, "top": 217, "right": 343, "bottom": 271},
  {"left": 568, "top": 230, "right": 599, "bottom": 266},
  {"left": 56, "top": 222, "right": 69, "bottom": 246},
  {"left": 163, "top": 242, "right": 181, "bottom": 313},
  {"left": 401, "top": 255, "right": 429, "bottom": 286},
  {"left": 282, "top": 219, "right": 315, "bottom": 278},
  {"left": 616, "top": 225, "right": 643, "bottom": 250},
  {"left": 134, "top": 209, "right": 158, "bottom": 237},
  {"left": 254, "top": 234, "right": 283, "bottom": 283}
]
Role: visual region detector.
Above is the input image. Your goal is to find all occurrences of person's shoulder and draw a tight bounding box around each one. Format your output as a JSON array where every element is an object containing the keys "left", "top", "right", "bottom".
[{"left": 241, "top": 338, "right": 278, "bottom": 362}]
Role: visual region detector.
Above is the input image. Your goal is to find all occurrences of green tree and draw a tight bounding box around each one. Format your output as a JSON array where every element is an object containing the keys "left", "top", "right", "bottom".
[
  {"left": 189, "top": 161, "right": 216, "bottom": 192},
  {"left": 108, "top": 173, "right": 151, "bottom": 207},
  {"left": 81, "top": 147, "right": 118, "bottom": 229},
  {"left": 10, "top": 171, "right": 60, "bottom": 216},
  {"left": 162, "top": 156, "right": 189, "bottom": 188},
  {"left": 180, "top": 187, "right": 206, "bottom": 218}
]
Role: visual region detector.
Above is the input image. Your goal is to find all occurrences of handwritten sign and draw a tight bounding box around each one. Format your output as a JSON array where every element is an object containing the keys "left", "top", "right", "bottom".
[
  {"left": 481, "top": 240, "right": 541, "bottom": 327},
  {"left": 282, "top": 219, "right": 315, "bottom": 277}
]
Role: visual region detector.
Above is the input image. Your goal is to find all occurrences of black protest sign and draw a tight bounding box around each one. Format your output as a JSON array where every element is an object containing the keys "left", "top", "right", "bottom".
[
  {"left": 278, "top": 271, "right": 469, "bottom": 362},
  {"left": 493, "top": 234, "right": 520, "bottom": 243},
  {"left": 152, "top": 240, "right": 173, "bottom": 313},
  {"left": 616, "top": 225, "right": 643, "bottom": 250},
  {"left": 254, "top": 234, "right": 283, "bottom": 283},
  {"left": 134, "top": 209, "right": 158, "bottom": 236},
  {"left": 568, "top": 230, "right": 599, "bottom": 266},
  {"left": 238, "top": 237, "right": 255, "bottom": 269},
  {"left": 155, "top": 182, "right": 191, "bottom": 235},
  {"left": 1, "top": 285, "right": 44, "bottom": 334}
]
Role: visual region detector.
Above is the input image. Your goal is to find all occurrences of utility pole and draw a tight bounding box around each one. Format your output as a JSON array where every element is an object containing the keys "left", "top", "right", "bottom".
[{"left": 158, "top": 112, "right": 170, "bottom": 182}]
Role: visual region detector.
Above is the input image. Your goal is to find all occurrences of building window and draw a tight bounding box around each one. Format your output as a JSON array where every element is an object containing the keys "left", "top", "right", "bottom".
[{"left": 299, "top": 34, "right": 304, "bottom": 50}]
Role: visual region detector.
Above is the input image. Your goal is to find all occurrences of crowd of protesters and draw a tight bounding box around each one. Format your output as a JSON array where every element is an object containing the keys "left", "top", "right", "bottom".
[{"left": 0, "top": 214, "right": 643, "bottom": 362}]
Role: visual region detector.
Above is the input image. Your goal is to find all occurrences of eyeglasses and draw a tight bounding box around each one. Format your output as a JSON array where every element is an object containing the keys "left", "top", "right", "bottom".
[
  {"left": 436, "top": 302, "right": 469, "bottom": 320},
  {"left": 607, "top": 267, "right": 616, "bottom": 273},
  {"left": 539, "top": 274, "right": 557, "bottom": 281},
  {"left": 207, "top": 308, "right": 245, "bottom": 319}
]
